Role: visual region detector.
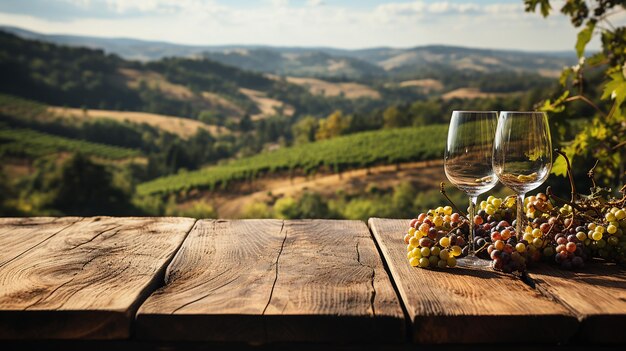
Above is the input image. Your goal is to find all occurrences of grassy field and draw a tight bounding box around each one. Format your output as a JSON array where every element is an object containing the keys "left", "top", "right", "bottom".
[
  {"left": 0, "top": 93, "right": 228, "bottom": 139},
  {"left": 285, "top": 77, "right": 381, "bottom": 99},
  {"left": 0, "top": 127, "right": 141, "bottom": 159},
  {"left": 137, "top": 124, "right": 447, "bottom": 196},
  {"left": 238, "top": 88, "right": 295, "bottom": 121},
  {"left": 47, "top": 106, "right": 228, "bottom": 139},
  {"left": 441, "top": 87, "right": 517, "bottom": 100}
]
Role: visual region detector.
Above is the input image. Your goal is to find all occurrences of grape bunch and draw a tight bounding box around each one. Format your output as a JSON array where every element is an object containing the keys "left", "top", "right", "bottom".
[
  {"left": 472, "top": 196, "right": 538, "bottom": 273},
  {"left": 402, "top": 187, "right": 626, "bottom": 273},
  {"left": 521, "top": 191, "right": 626, "bottom": 269},
  {"left": 404, "top": 206, "right": 465, "bottom": 269}
]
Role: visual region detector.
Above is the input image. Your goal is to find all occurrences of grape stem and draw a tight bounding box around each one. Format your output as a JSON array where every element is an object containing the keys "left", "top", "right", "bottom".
[
  {"left": 544, "top": 213, "right": 562, "bottom": 238},
  {"left": 554, "top": 149, "right": 577, "bottom": 202},
  {"left": 564, "top": 95, "right": 607, "bottom": 118},
  {"left": 439, "top": 182, "right": 467, "bottom": 218},
  {"left": 587, "top": 159, "right": 599, "bottom": 189},
  {"left": 546, "top": 188, "right": 598, "bottom": 223}
]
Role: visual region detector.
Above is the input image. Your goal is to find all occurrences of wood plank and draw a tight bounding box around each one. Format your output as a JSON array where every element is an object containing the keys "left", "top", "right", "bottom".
[
  {"left": 0, "top": 216, "right": 196, "bottom": 340},
  {"left": 528, "top": 261, "right": 626, "bottom": 343},
  {"left": 136, "top": 219, "right": 405, "bottom": 344},
  {"left": 0, "top": 217, "right": 80, "bottom": 267},
  {"left": 369, "top": 218, "right": 578, "bottom": 344}
]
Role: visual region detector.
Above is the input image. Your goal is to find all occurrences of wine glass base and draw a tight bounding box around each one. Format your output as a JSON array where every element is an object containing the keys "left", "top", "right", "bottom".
[{"left": 457, "top": 254, "right": 492, "bottom": 268}]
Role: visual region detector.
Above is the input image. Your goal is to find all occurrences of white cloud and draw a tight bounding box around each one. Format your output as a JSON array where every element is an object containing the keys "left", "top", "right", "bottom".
[
  {"left": 271, "top": 0, "right": 289, "bottom": 8},
  {"left": 0, "top": 0, "right": 614, "bottom": 51}
]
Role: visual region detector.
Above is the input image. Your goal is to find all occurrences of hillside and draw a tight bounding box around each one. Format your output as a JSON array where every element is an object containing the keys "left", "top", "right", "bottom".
[
  {"left": 137, "top": 125, "right": 447, "bottom": 196},
  {"left": 0, "top": 125, "right": 140, "bottom": 160},
  {"left": 0, "top": 30, "right": 317, "bottom": 124},
  {"left": 1, "top": 26, "right": 575, "bottom": 80}
]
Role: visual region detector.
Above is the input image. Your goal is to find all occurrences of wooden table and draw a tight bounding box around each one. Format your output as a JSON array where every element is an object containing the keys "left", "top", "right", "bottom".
[{"left": 0, "top": 217, "right": 625, "bottom": 350}]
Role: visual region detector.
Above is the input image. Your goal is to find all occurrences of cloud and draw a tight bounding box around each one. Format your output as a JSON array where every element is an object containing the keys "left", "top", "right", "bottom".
[{"left": 0, "top": 0, "right": 602, "bottom": 51}]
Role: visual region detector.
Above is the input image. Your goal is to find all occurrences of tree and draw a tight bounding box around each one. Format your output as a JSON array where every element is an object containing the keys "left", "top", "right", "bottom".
[
  {"left": 316, "top": 110, "right": 351, "bottom": 140},
  {"left": 382, "top": 106, "right": 407, "bottom": 128},
  {"left": 292, "top": 116, "right": 318, "bottom": 144},
  {"left": 526, "top": 0, "right": 626, "bottom": 187},
  {"left": 50, "top": 154, "right": 132, "bottom": 215}
]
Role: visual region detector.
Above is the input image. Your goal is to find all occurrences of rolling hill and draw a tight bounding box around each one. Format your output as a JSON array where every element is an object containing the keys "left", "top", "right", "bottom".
[
  {"left": 137, "top": 125, "right": 447, "bottom": 196},
  {"left": 1, "top": 26, "right": 576, "bottom": 80}
]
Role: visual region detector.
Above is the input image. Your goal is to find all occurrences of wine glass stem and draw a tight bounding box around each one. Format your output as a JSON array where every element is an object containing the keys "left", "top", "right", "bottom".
[
  {"left": 468, "top": 195, "right": 478, "bottom": 255},
  {"left": 516, "top": 193, "right": 526, "bottom": 240}
]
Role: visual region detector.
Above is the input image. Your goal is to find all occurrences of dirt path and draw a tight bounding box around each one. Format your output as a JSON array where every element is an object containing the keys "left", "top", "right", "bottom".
[{"left": 204, "top": 160, "right": 445, "bottom": 218}]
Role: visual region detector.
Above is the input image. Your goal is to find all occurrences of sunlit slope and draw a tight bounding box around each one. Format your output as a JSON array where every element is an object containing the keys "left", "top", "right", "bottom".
[{"left": 137, "top": 125, "right": 447, "bottom": 196}]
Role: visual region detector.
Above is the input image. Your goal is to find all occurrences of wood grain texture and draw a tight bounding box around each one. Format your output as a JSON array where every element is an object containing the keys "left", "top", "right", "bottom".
[
  {"left": 0, "top": 216, "right": 196, "bottom": 340},
  {"left": 528, "top": 261, "right": 626, "bottom": 343},
  {"left": 369, "top": 218, "right": 578, "bottom": 344},
  {"left": 136, "top": 219, "right": 405, "bottom": 344}
]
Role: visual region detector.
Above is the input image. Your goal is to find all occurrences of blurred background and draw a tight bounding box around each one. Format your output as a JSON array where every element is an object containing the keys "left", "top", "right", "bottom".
[{"left": 0, "top": 0, "right": 624, "bottom": 219}]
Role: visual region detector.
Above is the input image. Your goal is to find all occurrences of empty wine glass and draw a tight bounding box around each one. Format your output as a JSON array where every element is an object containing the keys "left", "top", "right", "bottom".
[
  {"left": 493, "top": 111, "right": 552, "bottom": 238},
  {"left": 444, "top": 111, "right": 499, "bottom": 265}
]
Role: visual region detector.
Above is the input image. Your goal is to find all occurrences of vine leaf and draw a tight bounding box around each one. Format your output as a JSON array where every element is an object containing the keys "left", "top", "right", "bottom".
[
  {"left": 552, "top": 153, "right": 568, "bottom": 177},
  {"left": 524, "top": 0, "right": 551, "bottom": 17},
  {"left": 559, "top": 67, "right": 573, "bottom": 87},
  {"left": 601, "top": 72, "right": 626, "bottom": 106},
  {"left": 575, "top": 21, "right": 595, "bottom": 58},
  {"left": 539, "top": 90, "right": 570, "bottom": 113}
]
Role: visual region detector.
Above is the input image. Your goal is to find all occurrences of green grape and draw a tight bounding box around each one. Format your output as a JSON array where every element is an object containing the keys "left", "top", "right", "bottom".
[
  {"left": 431, "top": 246, "right": 441, "bottom": 257},
  {"left": 439, "top": 237, "right": 450, "bottom": 247},
  {"left": 592, "top": 231, "right": 603, "bottom": 241},
  {"left": 419, "top": 257, "right": 430, "bottom": 268},
  {"left": 439, "top": 249, "right": 450, "bottom": 260},
  {"left": 451, "top": 245, "right": 462, "bottom": 257},
  {"left": 428, "top": 256, "right": 439, "bottom": 267}
]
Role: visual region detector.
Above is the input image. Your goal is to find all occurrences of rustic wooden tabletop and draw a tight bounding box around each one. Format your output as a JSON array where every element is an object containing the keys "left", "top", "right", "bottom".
[{"left": 1, "top": 217, "right": 625, "bottom": 350}]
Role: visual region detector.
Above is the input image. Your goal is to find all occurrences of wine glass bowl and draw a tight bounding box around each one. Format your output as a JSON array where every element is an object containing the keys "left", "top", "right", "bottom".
[
  {"left": 492, "top": 111, "right": 552, "bottom": 237},
  {"left": 444, "top": 111, "right": 499, "bottom": 264}
]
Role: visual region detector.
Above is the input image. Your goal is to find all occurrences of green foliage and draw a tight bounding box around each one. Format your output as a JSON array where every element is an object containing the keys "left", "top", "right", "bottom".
[
  {"left": 576, "top": 21, "right": 595, "bottom": 58},
  {"left": 316, "top": 110, "right": 351, "bottom": 140},
  {"left": 11, "top": 154, "right": 137, "bottom": 215},
  {"left": 50, "top": 154, "right": 133, "bottom": 215},
  {"left": 240, "top": 202, "right": 273, "bottom": 219},
  {"left": 273, "top": 197, "right": 300, "bottom": 219},
  {"left": 602, "top": 72, "right": 626, "bottom": 107},
  {"left": 527, "top": 0, "right": 626, "bottom": 187},
  {"left": 0, "top": 126, "right": 140, "bottom": 159},
  {"left": 164, "top": 199, "right": 217, "bottom": 219},
  {"left": 137, "top": 125, "right": 447, "bottom": 196},
  {"left": 339, "top": 198, "right": 385, "bottom": 221},
  {"left": 291, "top": 116, "right": 318, "bottom": 145},
  {"left": 383, "top": 106, "right": 408, "bottom": 129},
  {"left": 524, "top": 0, "right": 552, "bottom": 17}
]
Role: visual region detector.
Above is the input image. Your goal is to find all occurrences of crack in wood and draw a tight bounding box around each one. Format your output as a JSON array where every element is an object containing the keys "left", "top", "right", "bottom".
[
  {"left": 170, "top": 276, "right": 240, "bottom": 314},
  {"left": 262, "top": 220, "right": 286, "bottom": 316},
  {"left": 356, "top": 241, "right": 376, "bottom": 317},
  {"left": 67, "top": 225, "right": 123, "bottom": 251}
]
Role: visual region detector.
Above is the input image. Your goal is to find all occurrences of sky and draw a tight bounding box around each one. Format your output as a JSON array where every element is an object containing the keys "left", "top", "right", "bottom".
[{"left": 0, "top": 0, "right": 622, "bottom": 51}]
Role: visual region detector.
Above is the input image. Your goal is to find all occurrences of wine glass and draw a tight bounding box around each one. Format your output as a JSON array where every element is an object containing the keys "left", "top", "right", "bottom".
[
  {"left": 492, "top": 111, "right": 552, "bottom": 238},
  {"left": 444, "top": 111, "right": 499, "bottom": 265}
]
